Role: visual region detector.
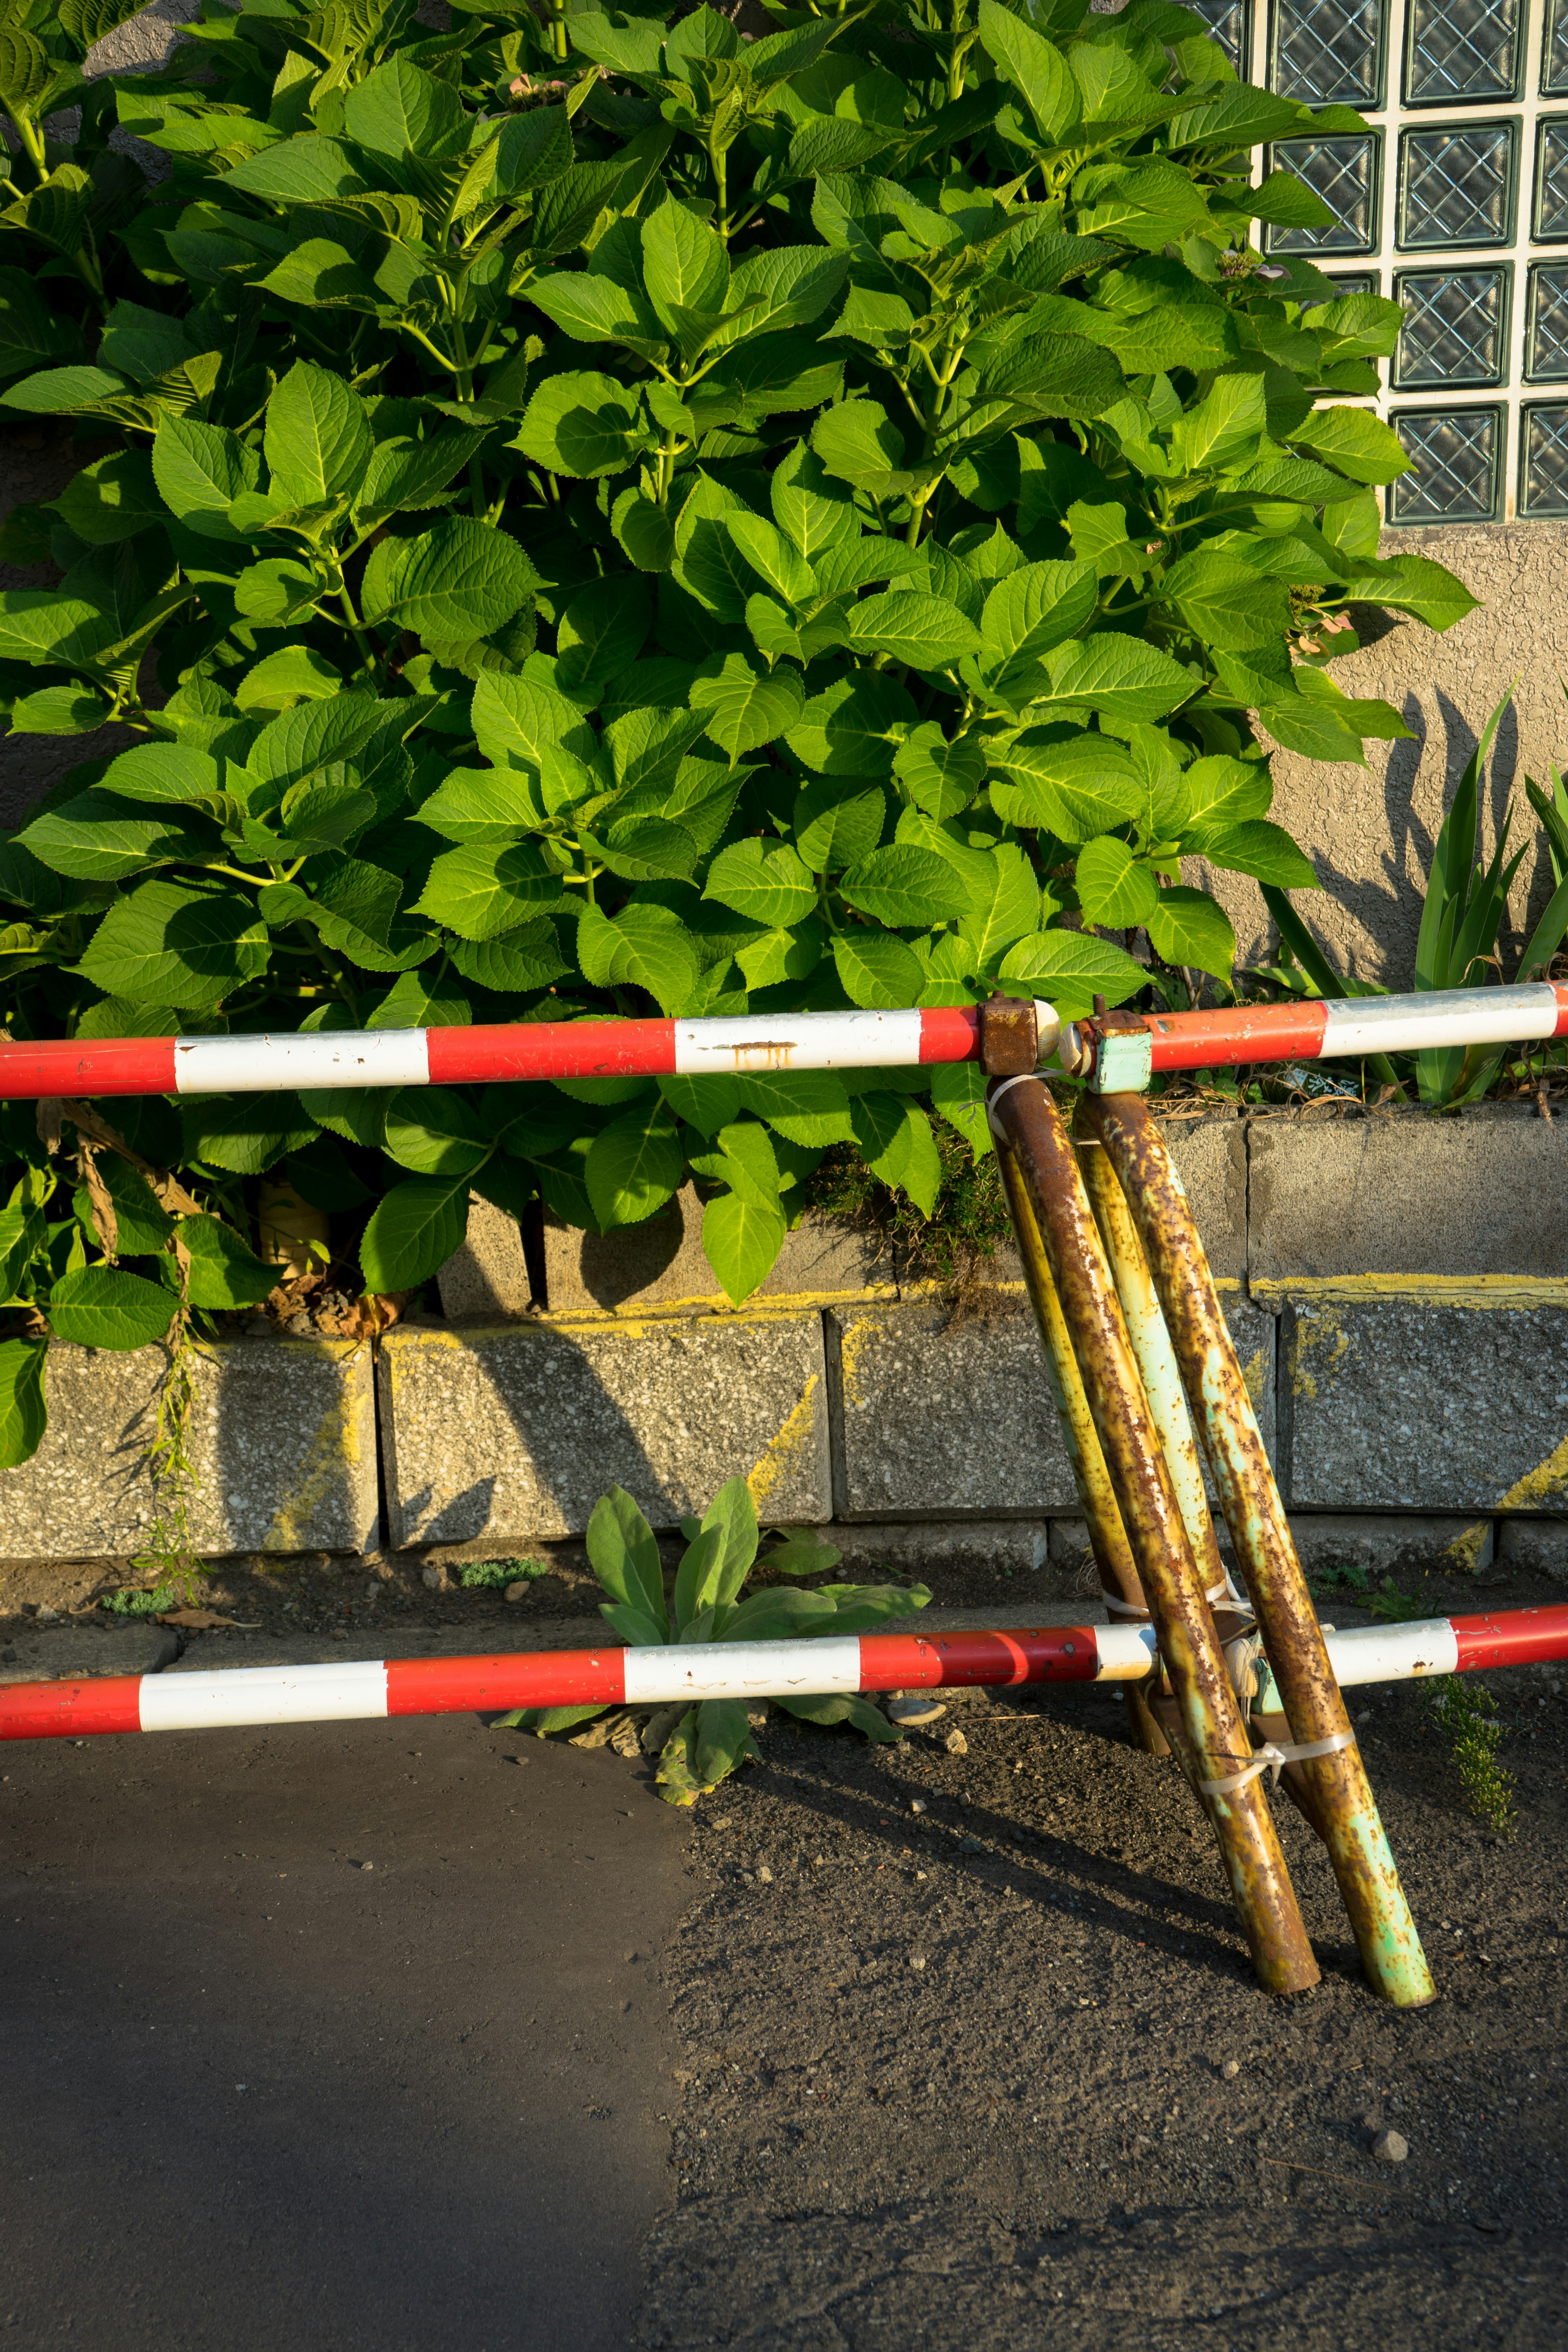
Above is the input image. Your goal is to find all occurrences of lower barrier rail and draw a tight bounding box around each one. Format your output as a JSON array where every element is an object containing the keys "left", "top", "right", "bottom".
[{"left": 4, "top": 1606, "right": 1564, "bottom": 1744}]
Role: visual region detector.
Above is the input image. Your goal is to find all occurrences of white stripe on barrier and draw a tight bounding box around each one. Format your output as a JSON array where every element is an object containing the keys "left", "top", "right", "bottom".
[
  {"left": 1319, "top": 983, "right": 1557, "bottom": 1060},
  {"left": 672, "top": 1010, "right": 924, "bottom": 1076},
  {"left": 173, "top": 1029, "right": 432, "bottom": 1096},
  {"left": 137, "top": 1659, "right": 390, "bottom": 1731},
  {"left": 1092, "top": 1624, "right": 1163, "bottom": 1677},
  {"left": 622, "top": 1636, "right": 862, "bottom": 1703},
  {"left": 1252, "top": 1620, "right": 1462, "bottom": 1713}
]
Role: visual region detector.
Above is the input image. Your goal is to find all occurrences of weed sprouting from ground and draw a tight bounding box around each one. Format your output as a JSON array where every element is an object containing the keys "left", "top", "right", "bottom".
[
  {"left": 459, "top": 1558, "right": 550, "bottom": 1590},
  {"left": 102, "top": 1584, "right": 179, "bottom": 1617},
  {"left": 1428, "top": 1677, "right": 1517, "bottom": 1834}
]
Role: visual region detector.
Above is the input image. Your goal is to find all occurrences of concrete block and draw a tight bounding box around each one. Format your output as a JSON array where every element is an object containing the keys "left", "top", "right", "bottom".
[
  {"left": 1285, "top": 1293, "right": 1568, "bottom": 1514},
  {"left": 0, "top": 1336, "right": 378, "bottom": 1560},
  {"left": 1285, "top": 1512, "right": 1494, "bottom": 1577},
  {"left": 379, "top": 1310, "right": 832, "bottom": 1547},
  {"left": 1496, "top": 1519, "right": 1568, "bottom": 1581},
  {"left": 539, "top": 1187, "right": 889, "bottom": 1319},
  {"left": 437, "top": 1194, "right": 535, "bottom": 1322},
  {"left": 1248, "top": 1104, "right": 1568, "bottom": 1281},
  {"left": 828, "top": 1296, "right": 1270, "bottom": 1523},
  {"left": 818, "top": 1519, "right": 1054, "bottom": 1577},
  {"left": 0, "top": 1624, "right": 180, "bottom": 1681},
  {"left": 1162, "top": 1114, "right": 1249, "bottom": 1283}
]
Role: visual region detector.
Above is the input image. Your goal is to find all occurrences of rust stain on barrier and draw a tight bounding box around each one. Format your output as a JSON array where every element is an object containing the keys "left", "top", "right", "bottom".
[
  {"left": 727, "top": 1040, "right": 798, "bottom": 1071},
  {"left": 992, "top": 1077, "right": 1319, "bottom": 1999},
  {"left": 1086, "top": 1090, "right": 1435, "bottom": 2011}
]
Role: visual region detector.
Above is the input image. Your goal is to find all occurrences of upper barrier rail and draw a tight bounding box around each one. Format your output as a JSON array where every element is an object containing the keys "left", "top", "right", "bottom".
[{"left": 2, "top": 984, "right": 1567, "bottom": 1099}]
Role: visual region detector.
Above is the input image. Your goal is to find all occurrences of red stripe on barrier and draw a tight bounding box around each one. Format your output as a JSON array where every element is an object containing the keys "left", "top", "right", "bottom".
[
  {"left": 385, "top": 1650, "right": 628, "bottom": 1717},
  {"left": 1145, "top": 1002, "right": 1329, "bottom": 1073},
  {"left": 427, "top": 1020, "right": 677, "bottom": 1086},
  {"left": 0, "top": 1037, "right": 178, "bottom": 1100},
  {"left": 860, "top": 1628, "right": 1101, "bottom": 1690},
  {"left": 917, "top": 1007, "right": 982, "bottom": 1065},
  {"left": 1450, "top": 1604, "right": 1568, "bottom": 1674},
  {"left": 0, "top": 1675, "right": 145, "bottom": 1740},
  {"left": 1555, "top": 985, "right": 1568, "bottom": 1040}
]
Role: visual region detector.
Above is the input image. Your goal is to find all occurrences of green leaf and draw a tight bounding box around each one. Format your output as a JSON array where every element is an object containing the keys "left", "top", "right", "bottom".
[
  {"left": 839, "top": 845, "right": 967, "bottom": 929},
  {"left": 19, "top": 791, "right": 212, "bottom": 882},
  {"left": 784, "top": 673, "right": 915, "bottom": 777},
  {"left": 412, "top": 842, "right": 568, "bottom": 941},
  {"left": 833, "top": 929, "right": 923, "bottom": 1009},
  {"left": 978, "top": 0, "right": 1080, "bottom": 140},
  {"left": 361, "top": 518, "right": 535, "bottom": 640},
  {"left": 76, "top": 881, "right": 270, "bottom": 1009},
  {"left": 586, "top": 1483, "right": 666, "bottom": 1627},
  {"left": 998, "top": 928, "right": 1148, "bottom": 1019},
  {"left": 1290, "top": 405, "right": 1410, "bottom": 485},
  {"left": 46, "top": 1265, "right": 177, "bottom": 1352},
  {"left": 383, "top": 1087, "right": 490, "bottom": 1177},
  {"left": 586, "top": 1102, "right": 684, "bottom": 1228},
  {"left": 180, "top": 1215, "right": 279, "bottom": 1310},
  {"left": 733, "top": 1071, "right": 854, "bottom": 1147},
  {"left": 532, "top": 271, "right": 664, "bottom": 348},
  {"left": 514, "top": 371, "right": 645, "bottom": 477},
  {"left": 574, "top": 903, "right": 698, "bottom": 1011},
  {"left": 702, "top": 1189, "right": 786, "bottom": 1306},
  {"left": 1185, "top": 817, "right": 1319, "bottom": 888},
  {"left": 556, "top": 573, "right": 650, "bottom": 695},
  {"left": 152, "top": 414, "right": 260, "bottom": 541},
  {"left": 264, "top": 360, "right": 372, "bottom": 507},
  {"left": 1158, "top": 551, "right": 1292, "bottom": 650},
  {"left": 641, "top": 194, "right": 728, "bottom": 329},
  {"left": 794, "top": 776, "right": 884, "bottom": 871},
  {"left": 705, "top": 837, "right": 816, "bottom": 925},
  {"left": 180, "top": 1097, "right": 319, "bottom": 1176},
  {"left": 221, "top": 136, "right": 370, "bottom": 204},
  {"left": 1145, "top": 886, "right": 1236, "bottom": 980},
  {"left": 471, "top": 667, "right": 595, "bottom": 772},
  {"left": 893, "top": 725, "right": 984, "bottom": 820},
  {"left": 978, "top": 561, "right": 1098, "bottom": 693},
  {"left": 343, "top": 57, "right": 467, "bottom": 159},
  {"left": 358, "top": 1175, "right": 470, "bottom": 1292},
  {"left": 1040, "top": 637, "right": 1195, "bottom": 727},
  {"left": 1076, "top": 835, "right": 1160, "bottom": 929},
  {"left": 0, "top": 1339, "right": 46, "bottom": 1468},
  {"left": 929, "top": 1063, "right": 992, "bottom": 1162},
  {"left": 837, "top": 592, "right": 980, "bottom": 670},
  {"left": 690, "top": 653, "right": 804, "bottom": 756},
  {"left": 73, "top": 1156, "right": 171, "bottom": 1257},
  {"left": 50, "top": 448, "right": 162, "bottom": 546},
  {"left": 259, "top": 238, "right": 384, "bottom": 314},
  {"left": 850, "top": 1095, "right": 941, "bottom": 1215}
]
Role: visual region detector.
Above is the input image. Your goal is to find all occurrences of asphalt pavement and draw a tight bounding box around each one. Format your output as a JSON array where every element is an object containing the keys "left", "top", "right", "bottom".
[{"left": 0, "top": 1709, "right": 691, "bottom": 2352}]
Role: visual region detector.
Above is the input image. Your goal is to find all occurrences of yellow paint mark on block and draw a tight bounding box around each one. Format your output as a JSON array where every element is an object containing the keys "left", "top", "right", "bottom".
[
  {"left": 1441, "top": 1521, "right": 1493, "bottom": 1573},
  {"left": 262, "top": 1348, "right": 364, "bottom": 1553},
  {"left": 1289, "top": 1300, "right": 1348, "bottom": 1402},
  {"left": 746, "top": 1374, "right": 820, "bottom": 1516},
  {"left": 1252, "top": 1274, "right": 1568, "bottom": 1310},
  {"left": 1241, "top": 1345, "right": 1267, "bottom": 1410},
  {"left": 833, "top": 1310, "right": 888, "bottom": 1414},
  {"left": 1493, "top": 1427, "right": 1568, "bottom": 1513}
]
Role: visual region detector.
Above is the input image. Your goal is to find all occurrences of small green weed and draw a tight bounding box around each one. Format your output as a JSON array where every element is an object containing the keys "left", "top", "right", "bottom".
[
  {"left": 806, "top": 1126, "right": 1012, "bottom": 1285},
  {"left": 459, "top": 1559, "right": 549, "bottom": 1591},
  {"left": 1428, "top": 1678, "right": 1517, "bottom": 1835},
  {"left": 1311, "top": 1562, "right": 1427, "bottom": 1622},
  {"left": 102, "top": 1584, "right": 178, "bottom": 1617}
]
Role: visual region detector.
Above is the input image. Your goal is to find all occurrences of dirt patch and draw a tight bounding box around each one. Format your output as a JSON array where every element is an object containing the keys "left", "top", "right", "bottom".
[{"left": 633, "top": 1663, "right": 1566, "bottom": 2350}]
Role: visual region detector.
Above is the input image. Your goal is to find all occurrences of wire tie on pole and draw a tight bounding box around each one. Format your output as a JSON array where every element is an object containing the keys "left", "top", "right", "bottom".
[
  {"left": 1103, "top": 1579, "right": 1227, "bottom": 1619},
  {"left": 986, "top": 1073, "right": 1040, "bottom": 1135},
  {"left": 1198, "top": 1730, "right": 1356, "bottom": 1796}
]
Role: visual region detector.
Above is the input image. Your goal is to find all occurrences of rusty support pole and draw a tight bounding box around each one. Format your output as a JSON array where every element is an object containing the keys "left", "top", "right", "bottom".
[
  {"left": 1083, "top": 1091, "right": 1435, "bottom": 2010},
  {"left": 988, "top": 1076, "right": 1319, "bottom": 1998},
  {"left": 993, "top": 1138, "right": 1168, "bottom": 1755}
]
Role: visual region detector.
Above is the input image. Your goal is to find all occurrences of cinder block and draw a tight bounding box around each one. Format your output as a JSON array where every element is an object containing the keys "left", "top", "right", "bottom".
[
  {"left": 820, "top": 1519, "right": 1054, "bottom": 1577},
  {"left": 538, "top": 1186, "right": 890, "bottom": 1319},
  {"left": 0, "top": 1624, "right": 180, "bottom": 1681},
  {"left": 0, "top": 1336, "right": 378, "bottom": 1560},
  {"left": 1496, "top": 1519, "right": 1568, "bottom": 1580},
  {"left": 1286, "top": 1293, "right": 1568, "bottom": 1512},
  {"left": 1162, "top": 1114, "right": 1248, "bottom": 1283},
  {"left": 828, "top": 1296, "right": 1271, "bottom": 1523},
  {"left": 437, "top": 1194, "right": 535, "bottom": 1321},
  {"left": 1249, "top": 1104, "right": 1568, "bottom": 1281},
  {"left": 379, "top": 1310, "right": 833, "bottom": 1547},
  {"left": 1285, "top": 1512, "right": 1494, "bottom": 1577}
]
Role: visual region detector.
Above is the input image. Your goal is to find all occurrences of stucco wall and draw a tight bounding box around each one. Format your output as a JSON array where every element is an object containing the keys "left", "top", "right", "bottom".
[{"left": 1193, "top": 521, "right": 1568, "bottom": 989}]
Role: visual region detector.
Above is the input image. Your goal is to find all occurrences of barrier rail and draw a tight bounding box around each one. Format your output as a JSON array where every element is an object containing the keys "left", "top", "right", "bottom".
[
  {"left": 4, "top": 1608, "right": 1562, "bottom": 1743},
  {"left": 2, "top": 982, "right": 1568, "bottom": 1098}
]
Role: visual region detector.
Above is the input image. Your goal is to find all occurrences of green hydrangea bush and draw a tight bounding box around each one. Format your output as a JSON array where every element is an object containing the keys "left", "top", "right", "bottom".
[{"left": 0, "top": 0, "right": 1477, "bottom": 1461}]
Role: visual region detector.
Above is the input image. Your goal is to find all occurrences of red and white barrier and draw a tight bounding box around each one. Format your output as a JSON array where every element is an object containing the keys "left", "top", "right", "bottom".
[
  {"left": 2, "top": 984, "right": 1565, "bottom": 1101},
  {"left": 4, "top": 1606, "right": 1564, "bottom": 1746}
]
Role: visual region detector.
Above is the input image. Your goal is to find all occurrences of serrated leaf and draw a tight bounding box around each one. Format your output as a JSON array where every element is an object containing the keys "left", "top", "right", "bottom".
[
  {"left": 359, "top": 1175, "right": 470, "bottom": 1292},
  {"left": 1076, "top": 834, "right": 1160, "bottom": 929},
  {"left": 264, "top": 360, "right": 372, "bottom": 507},
  {"left": 702, "top": 1188, "right": 786, "bottom": 1306},
  {"left": 47, "top": 1265, "right": 177, "bottom": 1352},
  {"left": 586, "top": 1102, "right": 684, "bottom": 1229},
  {"left": 998, "top": 927, "right": 1148, "bottom": 1018},
  {"left": 361, "top": 517, "right": 535, "bottom": 640},
  {"left": 412, "top": 842, "right": 568, "bottom": 940},
  {"left": 689, "top": 653, "right": 804, "bottom": 757},
  {"left": 76, "top": 881, "right": 269, "bottom": 1009},
  {"left": 838, "top": 844, "right": 967, "bottom": 929},
  {"left": 0, "top": 1339, "right": 46, "bottom": 1468},
  {"left": 179, "top": 1216, "right": 280, "bottom": 1310},
  {"left": 837, "top": 592, "right": 980, "bottom": 670},
  {"left": 514, "top": 370, "right": 645, "bottom": 477},
  {"left": 704, "top": 837, "right": 816, "bottom": 926},
  {"left": 833, "top": 929, "right": 923, "bottom": 1010},
  {"left": 1145, "top": 886, "right": 1236, "bottom": 979}
]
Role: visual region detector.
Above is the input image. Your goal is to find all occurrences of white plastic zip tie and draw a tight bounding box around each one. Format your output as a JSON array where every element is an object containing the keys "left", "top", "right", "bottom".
[
  {"left": 986, "top": 1072, "right": 1040, "bottom": 1136},
  {"left": 1103, "top": 1580, "right": 1227, "bottom": 1619},
  {"left": 1199, "top": 1729, "right": 1356, "bottom": 1796}
]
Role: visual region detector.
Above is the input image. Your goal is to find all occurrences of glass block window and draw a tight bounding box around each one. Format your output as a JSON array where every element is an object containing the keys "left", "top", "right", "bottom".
[
  {"left": 1535, "top": 118, "right": 1568, "bottom": 237},
  {"left": 1526, "top": 264, "right": 1568, "bottom": 377},
  {"left": 1545, "top": 0, "right": 1568, "bottom": 97},
  {"left": 1189, "top": 0, "right": 1250, "bottom": 74},
  {"left": 1253, "top": 1, "right": 1568, "bottom": 519},
  {"left": 1388, "top": 406, "right": 1501, "bottom": 517},
  {"left": 1393, "top": 266, "right": 1509, "bottom": 383},
  {"left": 1270, "top": 0, "right": 1383, "bottom": 106},
  {"left": 1397, "top": 121, "right": 1517, "bottom": 244},
  {"left": 1403, "top": 0, "right": 1520, "bottom": 107},
  {"left": 1521, "top": 403, "right": 1568, "bottom": 507},
  {"left": 1269, "top": 134, "right": 1380, "bottom": 247}
]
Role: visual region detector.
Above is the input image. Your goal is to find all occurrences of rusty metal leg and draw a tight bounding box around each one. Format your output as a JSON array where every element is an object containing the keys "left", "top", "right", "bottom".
[
  {"left": 1083, "top": 1091, "right": 1435, "bottom": 2010},
  {"left": 994, "top": 1138, "right": 1167, "bottom": 1755},
  {"left": 989, "top": 1076, "right": 1319, "bottom": 1998}
]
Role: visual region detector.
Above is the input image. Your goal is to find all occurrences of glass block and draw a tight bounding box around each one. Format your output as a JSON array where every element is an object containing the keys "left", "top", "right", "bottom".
[
  {"left": 1545, "top": 0, "right": 1568, "bottom": 96},
  {"left": 1535, "top": 118, "right": 1568, "bottom": 238},
  {"left": 1527, "top": 265, "right": 1568, "bottom": 379},
  {"left": 1270, "top": 0, "right": 1382, "bottom": 104},
  {"left": 1522, "top": 405, "right": 1568, "bottom": 510},
  {"left": 1388, "top": 407, "right": 1500, "bottom": 521},
  {"left": 1393, "top": 268, "right": 1508, "bottom": 385},
  {"left": 1187, "top": 0, "right": 1248, "bottom": 74},
  {"left": 1398, "top": 121, "right": 1517, "bottom": 247},
  {"left": 1325, "top": 270, "right": 1381, "bottom": 295},
  {"left": 1404, "top": 0, "right": 1519, "bottom": 105},
  {"left": 1266, "top": 136, "right": 1379, "bottom": 251}
]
